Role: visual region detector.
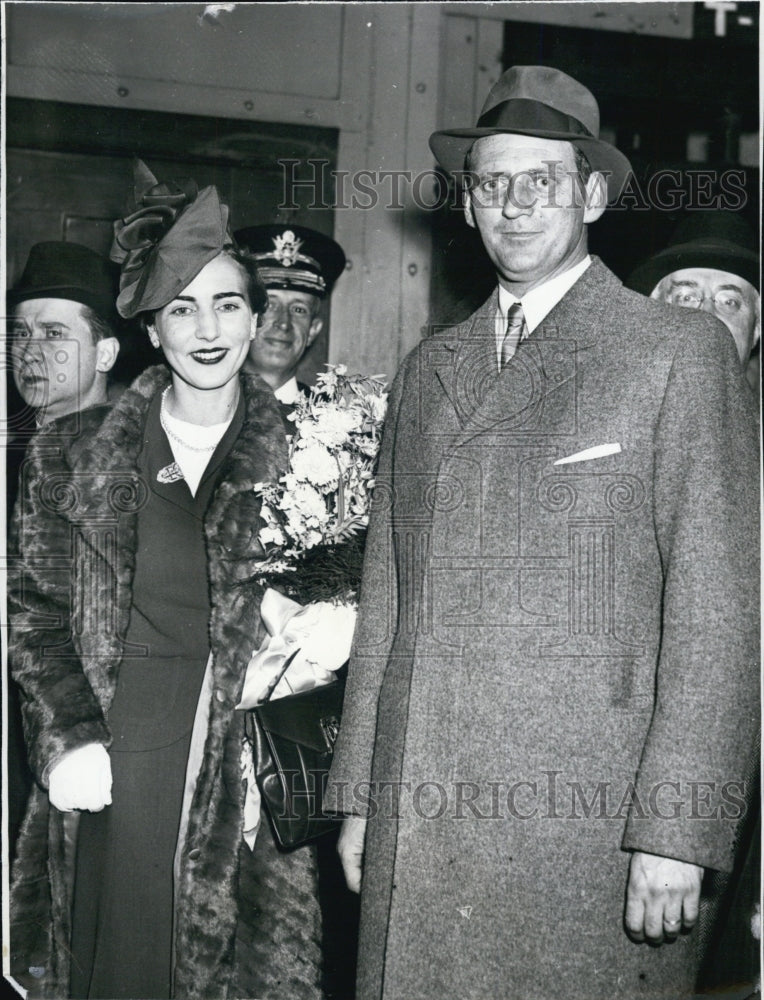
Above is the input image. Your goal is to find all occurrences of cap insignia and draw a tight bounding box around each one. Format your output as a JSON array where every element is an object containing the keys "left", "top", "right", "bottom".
[{"left": 272, "top": 230, "right": 303, "bottom": 267}]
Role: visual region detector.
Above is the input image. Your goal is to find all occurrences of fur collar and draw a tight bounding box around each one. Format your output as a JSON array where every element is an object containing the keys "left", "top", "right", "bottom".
[
  {"left": 70, "top": 364, "right": 288, "bottom": 710},
  {"left": 10, "top": 364, "right": 292, "bottom": 998}
]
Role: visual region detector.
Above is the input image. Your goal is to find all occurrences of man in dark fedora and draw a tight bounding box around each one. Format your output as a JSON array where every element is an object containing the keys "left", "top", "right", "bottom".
[
  {"left": 326, "top": 65, "right": 759, "bottom": 999},
  {"left": 5, "top": 241, "right": 120, "bottom": 861},
  {"left": 629, "top": 211, "right": 760, "bottom": 395},
  {"left": 8, "top": 241, "right": 120, "bottom": 426},
  {"left": 234, "top": 224, "right": 345, "bottom": 407}
]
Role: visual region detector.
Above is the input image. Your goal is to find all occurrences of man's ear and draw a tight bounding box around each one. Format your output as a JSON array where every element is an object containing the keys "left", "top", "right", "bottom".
[
  {"left": 307, "top": 317, "right": 323, "bottom": 348},
  {"left": 95, "top": 337, "right": 120, "bottom": 374},
  {"left": 582, "top": 171, "right": 608, "bottom": 224},
  {"left": 462, "top": 185, "right": 477, "bottom": 230}
]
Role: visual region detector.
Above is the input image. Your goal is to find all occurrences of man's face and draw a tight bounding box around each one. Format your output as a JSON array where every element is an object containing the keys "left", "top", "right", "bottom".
[
  {"left": 10, "top": 298, "right": 114, "bottom": 421},
  {"left": 464, "top": 134, "right": 606, "bottom": 295},
  {"left": 247, "top": 288, "right": 323, "bottom": 388},
  {"left": 654, "top": 267, "right": 760, "bottom": 365}
]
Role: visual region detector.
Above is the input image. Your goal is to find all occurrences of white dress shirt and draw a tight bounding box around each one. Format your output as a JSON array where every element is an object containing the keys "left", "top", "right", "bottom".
[
  {"left": 274, "top": 376, "right": 301, "bottom": 404},
  {"left": 495, "top": 256, "right": 592, "bottom": 370}
]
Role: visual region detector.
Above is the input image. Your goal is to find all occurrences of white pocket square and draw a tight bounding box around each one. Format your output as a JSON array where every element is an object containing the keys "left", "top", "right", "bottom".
[{"left": 554, "top": 443, "right": 621, "bottom": 465}]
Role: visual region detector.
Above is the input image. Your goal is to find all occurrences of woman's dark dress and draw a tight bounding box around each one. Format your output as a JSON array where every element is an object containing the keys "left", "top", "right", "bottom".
[{"left": 70, "top": 393, "right": 244, "bottom": 1000}]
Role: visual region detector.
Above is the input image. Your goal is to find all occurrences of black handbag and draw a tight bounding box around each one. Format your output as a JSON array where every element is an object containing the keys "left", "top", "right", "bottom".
[{"left": 244, "top": 661, "right": 346, "bottom": 850}]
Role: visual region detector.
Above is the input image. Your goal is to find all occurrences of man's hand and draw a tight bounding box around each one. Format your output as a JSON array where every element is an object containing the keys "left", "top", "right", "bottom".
[
  {"left": 48, "top": 743, "right": 113, "bottom": 813},
  {"left": 337, "top": 815, "right": 367, "bottom": 894},
  {"left": 624, "top": 851, "right": 703, "bottom": 944}
]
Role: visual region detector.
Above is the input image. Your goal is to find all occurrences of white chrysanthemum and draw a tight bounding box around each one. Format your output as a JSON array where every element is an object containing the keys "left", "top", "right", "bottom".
[
  {"left": 356, "top": 435, "right": 380, "bottom": 458},
  {"left": 283, "top": 482, "right": 329, "bottom": 522},
  {"left": 291, "top": 442, "right": 339, "bottom": 488},
  {"left": 308, "top": 405, "right": 363, "bottom": 447},
  {"left": 336, "top": 449, "right": 354, "bottom": 472},
  {"left": 304, "top": 528, "right": 323, "bottom": 548},
  {"left": 259, "top": 525, "right": 287, "bottom": 547}
]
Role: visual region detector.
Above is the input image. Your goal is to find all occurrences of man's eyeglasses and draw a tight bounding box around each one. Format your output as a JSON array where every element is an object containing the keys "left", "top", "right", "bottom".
[{"left": 667, "top": 288, "right": 744, "bottom": 316}]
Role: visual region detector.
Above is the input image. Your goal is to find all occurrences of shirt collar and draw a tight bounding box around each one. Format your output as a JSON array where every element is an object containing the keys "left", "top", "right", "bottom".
[
  {"left": 497, "top": 255, "right": 592, "bottom": 333},
  {"left": 274, "top": 376, "right": 300, "bottom": 404}
]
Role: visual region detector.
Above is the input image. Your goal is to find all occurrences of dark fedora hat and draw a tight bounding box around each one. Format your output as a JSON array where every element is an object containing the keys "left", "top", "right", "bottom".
[
  {"left": 9, "top": 241, "right": 118, "bottom": 320},
  {"left": 429, "top": 65, "right": 632, "bottom": 200},
  {"left": 234, "top": 224, "right": 346, "bottom": 298},
  {"left": 628, "top": 211, "right": 760, "bottom": 295}
]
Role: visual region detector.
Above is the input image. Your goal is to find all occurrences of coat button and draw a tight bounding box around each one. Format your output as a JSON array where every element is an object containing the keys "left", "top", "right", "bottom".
[
  {"left": 188, "top": 848, "right": 201, "bottom": 860},
  {"left": 215, "top": 688, "right": 228, "bottom": 704}
]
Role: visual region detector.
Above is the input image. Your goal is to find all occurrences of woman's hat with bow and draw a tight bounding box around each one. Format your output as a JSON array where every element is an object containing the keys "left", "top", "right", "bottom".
[
  {"left": 429, "top": 65, "right": 633, "bottom": 201},
  {"left": 111, "top": 160, "right": 232, "bottom": 318}
]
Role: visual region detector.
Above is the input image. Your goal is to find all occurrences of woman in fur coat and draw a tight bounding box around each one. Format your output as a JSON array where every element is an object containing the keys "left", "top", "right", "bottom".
[{"left": 9, "top": 165, "right": 323, "bottom": 1000}]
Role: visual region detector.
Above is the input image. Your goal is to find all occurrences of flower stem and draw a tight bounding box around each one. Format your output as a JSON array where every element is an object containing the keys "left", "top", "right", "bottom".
[{"left": 336, "top": 455, "right": 346, "bottom": 527}]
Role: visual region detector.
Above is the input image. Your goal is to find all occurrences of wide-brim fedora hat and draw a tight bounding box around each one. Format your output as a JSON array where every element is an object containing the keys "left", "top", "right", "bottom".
[
  {"left": 430, "top": 65, "right": 633, "bottom": 200},
  {"left": 628, "top": 210, "right": 760, "bottom": 294},
  {"left": 9, "top": 241, "right": 118, "bottom": 321}
]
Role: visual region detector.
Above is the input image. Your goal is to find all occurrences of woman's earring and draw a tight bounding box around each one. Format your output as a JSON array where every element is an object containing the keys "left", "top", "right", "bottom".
[{"left": 148, "top": 329, "right": 160, "bottom": 349}]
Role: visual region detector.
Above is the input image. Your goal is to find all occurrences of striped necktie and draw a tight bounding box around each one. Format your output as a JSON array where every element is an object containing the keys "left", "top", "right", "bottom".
[{"left": 500, "top": 302, "right": 527, "bottom": 368}]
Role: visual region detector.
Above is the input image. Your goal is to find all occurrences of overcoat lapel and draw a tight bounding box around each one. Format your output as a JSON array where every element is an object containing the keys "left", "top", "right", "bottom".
[
  {"left": 429, "top": 291, "right": 498, "bottom": 440},
  {"left": 446, "top": 260, "right": 610, "bottom": 452}
]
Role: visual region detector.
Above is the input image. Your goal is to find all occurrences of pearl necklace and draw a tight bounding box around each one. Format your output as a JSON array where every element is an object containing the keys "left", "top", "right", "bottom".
[{"left": 160, "top": 387, "right": 218, "bottom": 453}]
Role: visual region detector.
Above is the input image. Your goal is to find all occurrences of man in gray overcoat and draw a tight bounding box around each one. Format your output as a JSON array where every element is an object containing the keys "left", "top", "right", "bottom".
[{"left": 325, "top": 66, "right": 759, "bottom": 1000}]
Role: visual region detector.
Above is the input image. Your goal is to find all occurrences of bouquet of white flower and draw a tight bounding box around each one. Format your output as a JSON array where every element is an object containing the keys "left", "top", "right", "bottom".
[
  {"left": 236, "top": 366, "right": 388, "bottom": 848},
  {"left": 252, "top": 364, "right": 388, "bottom": 605},
  {"left": 238, "top": 364, "right": 387, "bottom": 702}
]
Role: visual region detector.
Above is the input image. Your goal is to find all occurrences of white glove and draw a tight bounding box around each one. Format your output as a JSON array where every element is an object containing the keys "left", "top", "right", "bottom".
[{"left": 48, "top": 743, "right": 113, "bottom": 813}]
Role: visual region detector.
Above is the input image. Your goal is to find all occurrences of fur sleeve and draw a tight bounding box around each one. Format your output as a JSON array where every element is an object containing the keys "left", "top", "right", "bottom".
[{"left": 9, "top": 428, "right": 110, "bottom": 787}]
